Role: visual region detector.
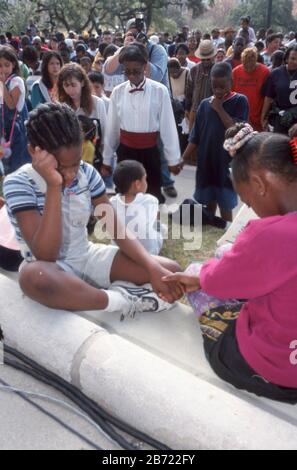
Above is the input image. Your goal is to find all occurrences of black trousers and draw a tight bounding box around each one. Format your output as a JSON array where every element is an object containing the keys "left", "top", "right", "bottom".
[
  {"left": 0, "top": 245, "right": 23, "bottom": 272},
  {"left": 117, "top": 143, "right": 163, "bottom": 203},
  {"left": 200, "top": 305, "right": 297, "bottom": 404}
]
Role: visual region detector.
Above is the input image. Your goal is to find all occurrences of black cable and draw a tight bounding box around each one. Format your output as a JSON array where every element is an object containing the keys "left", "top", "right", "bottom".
[
  {"left": 0, "top": 376, "right": 103, "bottom": 450},
  {"left": 5, "top": 349, "right": 168, "bottom": 450},
  {"left": 5, "top": 345, "right": 171, "bottom": 450},
  {"left": 4, "top": 355, "right": 137, "bottom": 451}
]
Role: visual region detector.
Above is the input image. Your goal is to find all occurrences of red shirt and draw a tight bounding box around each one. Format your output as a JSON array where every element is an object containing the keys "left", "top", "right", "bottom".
[
  {"left": 232, "top": 63, "right": 270, "bottom": 131},
  {"left": 188, "top": 54, "right": 200, "bottom": 64}
]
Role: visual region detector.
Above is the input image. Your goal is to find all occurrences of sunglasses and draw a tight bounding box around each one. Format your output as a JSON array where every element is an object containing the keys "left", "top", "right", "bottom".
[{"left": 123, "top": 68, "right": 143, "bottom": 77}]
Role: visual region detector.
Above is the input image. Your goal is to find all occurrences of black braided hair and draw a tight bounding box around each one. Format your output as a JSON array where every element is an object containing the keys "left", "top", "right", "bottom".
[{"left": 26, "top": 102, "right": 82, "bottom": 153}]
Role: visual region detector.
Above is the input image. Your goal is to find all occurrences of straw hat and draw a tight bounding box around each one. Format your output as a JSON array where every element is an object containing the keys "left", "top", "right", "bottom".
[{"left": 195, "top": 39, "right": 217, "bottom": 59}]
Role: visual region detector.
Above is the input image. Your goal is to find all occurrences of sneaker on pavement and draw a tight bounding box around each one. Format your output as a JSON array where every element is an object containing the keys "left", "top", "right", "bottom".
[{"left": 109, "top": 283, "right": 173, "bottom": 321}]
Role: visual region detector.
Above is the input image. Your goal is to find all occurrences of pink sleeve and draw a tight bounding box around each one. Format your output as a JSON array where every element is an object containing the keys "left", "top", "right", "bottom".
[{"left": 200, "top": 218, "right": 297, "bottom": 299}]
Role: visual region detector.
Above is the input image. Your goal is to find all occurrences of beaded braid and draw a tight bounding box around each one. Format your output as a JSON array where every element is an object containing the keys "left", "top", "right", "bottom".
[
  {"left": 289, "top": 138, "right": 297, "bottom": 165},
  {"left": 26, "top": 103, "right": 82, "bottom": 152}
]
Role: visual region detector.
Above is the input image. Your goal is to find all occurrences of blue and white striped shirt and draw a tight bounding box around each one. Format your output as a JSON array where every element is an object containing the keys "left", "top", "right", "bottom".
[{"left": 3, "top": 161, "right": 106, "bottom": 243}]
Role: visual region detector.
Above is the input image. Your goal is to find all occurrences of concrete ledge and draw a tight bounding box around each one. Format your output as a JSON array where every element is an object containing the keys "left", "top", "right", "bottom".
[{"left": 0, "top": 272, "right": 296, "bottom": 449}]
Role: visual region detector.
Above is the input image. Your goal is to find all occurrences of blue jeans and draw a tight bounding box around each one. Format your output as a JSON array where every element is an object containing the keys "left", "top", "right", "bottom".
[
  {"left": 102, "top": 155, "right": 115, "bottom": 188},
  {"left": 158, "top": 139, "right": 175, "bottom": 188},
  {"left": 1, "top": 104, "right": 31, "bottom": 174}
]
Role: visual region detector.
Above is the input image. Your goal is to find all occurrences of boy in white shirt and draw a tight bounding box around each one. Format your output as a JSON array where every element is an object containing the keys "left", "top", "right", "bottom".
[{"left": 110, "top": 161, "right": 164, "bottom": 255}]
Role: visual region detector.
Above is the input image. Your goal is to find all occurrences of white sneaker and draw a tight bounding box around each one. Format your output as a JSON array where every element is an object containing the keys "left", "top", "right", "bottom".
[{"left": 109, "top": 283, "right": 173, "bottom": 321}]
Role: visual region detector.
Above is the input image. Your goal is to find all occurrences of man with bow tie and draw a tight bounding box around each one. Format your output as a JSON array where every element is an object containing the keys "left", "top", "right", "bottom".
[{"left": 102, "top": 44, "right": 182, "bottom": 203}]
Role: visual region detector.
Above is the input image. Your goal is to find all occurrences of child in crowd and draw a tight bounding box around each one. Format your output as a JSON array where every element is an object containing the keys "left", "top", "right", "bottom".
[
  {"left": 88, "top": 71, "right": 113, "bottom": 188},
  {"left": 0, "top": 46, "right": 31, "bottom": 174},
  {"left": 80, "top": 56, "right": 93, "bottom": 75},
  {"left": 163, "top": 122, "right": 297, "bottom": 402},
  {"left": 22, "top": 46, "right": 42, "bottom": 101},
  {"left": 3, "top": 103, "right": 181, "bottom": 319},
  {"left": 182, "top": 62, "right": 249, "bottom": 222},
  {"left": 88, "top": 71, "right": 110, "bottom": 113},
  {"left": 110, "top": 161, "right": 164, "bottom": 255},
  {"left": 78, "top": 115, "right": 96, "bottom": 165}
]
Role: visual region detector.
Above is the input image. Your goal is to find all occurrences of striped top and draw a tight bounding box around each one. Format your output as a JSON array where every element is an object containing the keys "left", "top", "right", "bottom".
[{"left": 3, "top": 161, "right": 105, "bottom": 243}]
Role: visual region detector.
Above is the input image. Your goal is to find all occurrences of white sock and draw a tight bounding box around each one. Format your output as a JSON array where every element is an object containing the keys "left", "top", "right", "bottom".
[{"left": 104, "top": 290, "right": 131, "bottom": 315}]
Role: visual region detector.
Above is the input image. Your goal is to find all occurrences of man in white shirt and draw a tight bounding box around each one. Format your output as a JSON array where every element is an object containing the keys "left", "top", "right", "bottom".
[
  {"left": 87, "top": 37, "right": 99, "bottom": 58},
  {"left": 211, "top": 29, "right": 225, "bottom": 49},
  {"left": 237, "top": 16, "right": 257, "bottom": 45},
  {"left": 102, "top": 44, "right": 181, "bottom": 203},
  {"left": 261, "top": 33, "right": 282, "bottom": 67}
]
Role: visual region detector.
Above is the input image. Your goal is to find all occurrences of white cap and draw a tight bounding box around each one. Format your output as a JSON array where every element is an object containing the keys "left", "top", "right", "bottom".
[{"left": 65, "top": 38, "right": 74, "bottom": 49}]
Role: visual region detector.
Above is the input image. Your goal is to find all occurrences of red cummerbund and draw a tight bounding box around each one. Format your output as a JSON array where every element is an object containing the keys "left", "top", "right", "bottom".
[{"left": 120, "top": 129, "right": 159, "bottom": 149}]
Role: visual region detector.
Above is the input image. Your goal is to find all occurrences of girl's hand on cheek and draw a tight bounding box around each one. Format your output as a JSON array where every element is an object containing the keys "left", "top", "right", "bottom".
[{"left": 32, "top": 147, "right": 63, "bottom": 187}]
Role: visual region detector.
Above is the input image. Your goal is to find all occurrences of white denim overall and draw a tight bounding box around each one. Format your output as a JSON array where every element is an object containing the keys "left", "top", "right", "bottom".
[{"left": 19, "top": 164, "right": 118, "bottom": 288}]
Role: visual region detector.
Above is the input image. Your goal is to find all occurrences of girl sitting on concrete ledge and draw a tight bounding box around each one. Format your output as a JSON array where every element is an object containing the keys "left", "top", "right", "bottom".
[
  {"left": 3, "top": 103, "right": 182, "bottom": 320},
  {"left": 163, "top": 123, "right": 297, "bottom": 403}
]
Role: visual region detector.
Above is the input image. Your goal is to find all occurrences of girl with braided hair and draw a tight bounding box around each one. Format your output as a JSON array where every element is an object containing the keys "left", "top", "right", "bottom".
[
  {"left": 163, "top": 122, "right": 297, "bottom": 402},
  {"left": 3, "top": 103, "right": 182, "bottom": 320}
]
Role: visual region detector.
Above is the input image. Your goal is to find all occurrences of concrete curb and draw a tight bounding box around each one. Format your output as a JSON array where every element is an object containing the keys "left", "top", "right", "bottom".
[{"left": 0, "top": 273, "right": 296, "bottom": 450}]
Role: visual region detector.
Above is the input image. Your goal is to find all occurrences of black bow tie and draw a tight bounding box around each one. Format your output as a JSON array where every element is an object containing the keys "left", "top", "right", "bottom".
[{"left": 129, "top": 87, "right": 144, "bottom": 93}]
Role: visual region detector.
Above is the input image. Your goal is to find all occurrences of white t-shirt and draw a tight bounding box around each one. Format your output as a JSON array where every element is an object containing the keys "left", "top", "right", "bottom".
[
  {"left": 186, "top": 58, "right": 196, "bottom": 70},
  {"left": 102, "top": 63, "right": 125, "bottom": 93},
  {"left": 87, "top": 48, "right": 98, "bottom": 58},
  {"left": 110, "top": 192, "right": 164, "bottom": 255},
  {"left": 213, "top": 37, "right": 225, "bottom": 48},
  {"left": 9, "top": 76, "right": 26, "bottom": 111}
]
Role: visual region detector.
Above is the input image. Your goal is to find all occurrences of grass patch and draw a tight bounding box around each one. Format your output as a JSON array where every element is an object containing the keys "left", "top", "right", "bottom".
[{"left": 91, "top": 219, "right": 221, "bottom": 270}]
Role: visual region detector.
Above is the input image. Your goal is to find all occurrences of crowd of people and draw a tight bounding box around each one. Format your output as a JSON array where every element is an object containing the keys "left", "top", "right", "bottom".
[{"left": 1, "top": 15, "right": 297, "bottom": 403}]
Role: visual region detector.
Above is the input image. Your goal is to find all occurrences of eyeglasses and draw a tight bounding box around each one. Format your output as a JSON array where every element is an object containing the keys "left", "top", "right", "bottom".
[{"left": 123, "top": 68, "right": 143, "bottom": 77}]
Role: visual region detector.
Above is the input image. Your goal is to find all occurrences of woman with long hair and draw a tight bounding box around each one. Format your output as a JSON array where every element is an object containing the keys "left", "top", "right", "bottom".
[
  {"left": 31, "top": 51, "right": 63, "bottom": 109},
  {"left": 57, "top": 62, "right": 107, "bottom": 152}
]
